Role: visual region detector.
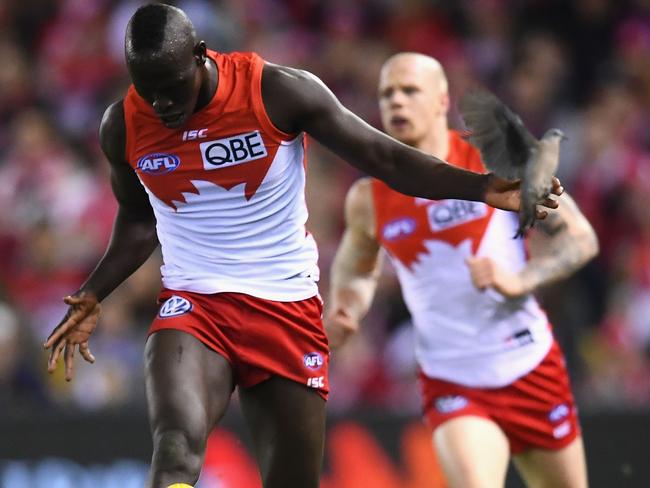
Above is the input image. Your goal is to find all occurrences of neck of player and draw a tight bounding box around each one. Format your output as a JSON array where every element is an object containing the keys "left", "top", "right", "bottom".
[
  {"left": 195, "top": 57, "right": 218, "bottom": 113},
  {"left": 415, "top": 119, "right": 449, "bottom": 160}
]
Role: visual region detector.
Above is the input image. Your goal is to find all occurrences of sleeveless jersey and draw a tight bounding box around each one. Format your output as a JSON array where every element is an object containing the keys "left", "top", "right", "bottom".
[
  {"left": 371, "top": 131, "right": 552, "bottom": 387},
  {"left": 123, "top": 51, "right": 319, "bottom": 301}
]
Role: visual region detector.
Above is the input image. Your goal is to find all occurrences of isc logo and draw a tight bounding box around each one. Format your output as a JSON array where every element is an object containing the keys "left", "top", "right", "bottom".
[
  {"left": 199, "top": 131, "right": 267, "bottom": 170},
  {"left": 303, "top": 352, "right": 324, "bottom": 370},
  {"left": 307, "top": 376, "right": 325, "bottom": 389},
  {"left": 182, "top": 128, "right": 208, "bottom": 141},
  {"left": 159, "top": 295, "right": 192, "bottom": 318},
  {"left": 137, "top": 153, "right": 180, "bottom": 175}
]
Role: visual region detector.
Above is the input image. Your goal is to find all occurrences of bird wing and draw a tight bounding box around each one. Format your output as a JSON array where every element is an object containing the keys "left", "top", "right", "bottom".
[{"left": 459, "top": 89, "right": 537, "bottom": 180}]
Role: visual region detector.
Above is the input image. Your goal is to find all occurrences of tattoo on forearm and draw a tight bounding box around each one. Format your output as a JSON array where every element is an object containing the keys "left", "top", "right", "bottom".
[
  {"left": 521, "top": 204, "right": 596, "bottom": 290},
  {"left": 522, "top": 235, "right": 589, "bottom": 289},
  {"left": 536, "top": 211, "right": 567, "bottom": 237}
]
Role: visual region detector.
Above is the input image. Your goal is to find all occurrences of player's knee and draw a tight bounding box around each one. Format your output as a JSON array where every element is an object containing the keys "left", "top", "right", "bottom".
[{"left": 152, "top": 429, "right": 202, "bottom": 478}]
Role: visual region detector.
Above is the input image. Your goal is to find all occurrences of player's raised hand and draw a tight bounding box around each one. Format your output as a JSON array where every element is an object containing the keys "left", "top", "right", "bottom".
[
  {"left": 485, "top": 175, "right": 564, "bottom": 214},
  {"left": 44, "top": 292, "right": 100, "bottom": 381},
  {"left": 324, "top": 307, "right": 360, "bottom": 350},
  {"left": 484, "top": 175, "right": 563, "bottom": 224}
]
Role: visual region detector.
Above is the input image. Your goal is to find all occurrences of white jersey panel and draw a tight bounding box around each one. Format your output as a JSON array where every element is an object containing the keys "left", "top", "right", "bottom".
[
  {"left": 392, "top": 209, "right": 553, "bottom": 387},
  {"left": 145, "top": 134, "right": 320, "bottom": 301}
]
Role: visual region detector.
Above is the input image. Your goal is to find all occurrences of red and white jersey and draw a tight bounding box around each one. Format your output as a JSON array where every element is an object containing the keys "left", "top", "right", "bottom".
[
  {"left": 372, "top": 131, "right": 552, "bottom": 387},
  {"left": 123, "top": 51, "right": 319, "bottom": 301}
]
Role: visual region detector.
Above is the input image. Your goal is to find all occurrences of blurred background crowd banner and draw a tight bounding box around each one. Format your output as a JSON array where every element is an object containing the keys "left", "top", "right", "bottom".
[{"left": 1, "top": 0, "right": 649, "bottom": 486}]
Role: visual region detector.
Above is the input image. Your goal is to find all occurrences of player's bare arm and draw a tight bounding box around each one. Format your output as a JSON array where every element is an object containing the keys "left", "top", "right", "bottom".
[
  {"left": 326, "top": 178, "right": 383, "bottom": 349},
  {"left": 467, "top": 193, "right": 598, "bottom": 298},
  {"left": 261, "top": 63, "right": 561, "bottom": 214},
  {"left": 44, "top": 100, "right": 159, "bottom": 381}
]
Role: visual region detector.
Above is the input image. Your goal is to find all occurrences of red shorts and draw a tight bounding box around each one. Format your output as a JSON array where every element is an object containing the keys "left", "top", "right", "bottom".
[
  {"left": 148, "top": 289, "right": 329, "bottom": 400},
  {"left": 419, "top": 341, "right": 580, "bottom": 454}
]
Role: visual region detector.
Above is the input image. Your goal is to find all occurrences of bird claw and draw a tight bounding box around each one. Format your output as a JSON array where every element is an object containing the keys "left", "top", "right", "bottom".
[{"left": 514, "top": 214, "right": 536, "bottom": 239}]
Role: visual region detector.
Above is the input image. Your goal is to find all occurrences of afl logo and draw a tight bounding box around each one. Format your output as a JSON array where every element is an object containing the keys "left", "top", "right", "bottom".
[
  {"left": 137, "top": 153, "right": 180, "bottom": 175},
  {"left": 382, "top": 217, "right": 416, "bottom": 241},
  {"left": 548, "top": 403, "right": 570, "bottom": 423},
  {"left": 434, "top": 395, "right": 468, "bottom": 414},
  {"left": 159, "top": 295, "right": 192, "bottom": 318},
  {"left": 303, "top": 352, "right": 324, "bottom": 370}
]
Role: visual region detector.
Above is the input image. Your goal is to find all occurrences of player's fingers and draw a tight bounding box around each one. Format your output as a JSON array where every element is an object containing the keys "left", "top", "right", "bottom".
[
  {"left": 44, "top": 323, "right": 74, "bottom": 349},
  {"left": 63, "top": 295, "right": 90, "bottom": 306},
  {"left": 79, "top": 342, "right": 96, "bottom": 363},
  {"left": 334, "top": 327, "right": 356, "bottom": 350},
  {"left": 44, "top": 326, "right": 68, "bottom": 349},
  {"left": 536, "top": 209, "right": 549, "bottom": 219},
  {"left": 540, "top": 196, "right": 559, "bottom": 209},
  {"left": 48, "top": 340, "right": 66, "bottom": 373},
  {"left": 550, "top": 177, "right": 564, "bottom": 195},
  {"left": 44, "top": 307, "right": 93, "bottom": 349},
  {"left": 64, "top": 343, "right": 75, "bottom": 381},
  {"left": 327, "top": 327, "right": 345, "bottom": 350},
  {"left": 472, "top": 267, "right": 494, "bottom": 288},
  {"left": 465, "top": 256, "right": 486, "bottom": 270},
  {"left": 474, "top": 281, "right": 488, "bottom": 291}
]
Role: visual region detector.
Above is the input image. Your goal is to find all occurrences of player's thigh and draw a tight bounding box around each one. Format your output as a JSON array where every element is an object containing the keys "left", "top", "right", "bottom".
[
  {"left": 434, "top": 415, "right": 510, "bottom": 488},
  {"left": 145, "top": 329, "right": 235, "bottom": 444},
  {"left": 513, "top": 435, "right": 587, "bottom": 488},
  {"left": 239, "top": 376, "right": 326, "bottom": 488}
]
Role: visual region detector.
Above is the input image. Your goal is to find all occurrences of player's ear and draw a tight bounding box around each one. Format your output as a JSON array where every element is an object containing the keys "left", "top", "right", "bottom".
[
  {"left": 440, "top": 92, "right": 450, "bottom": 115},
  {"left": 193, "top": 41, "right": 207, "bottom": 65}
]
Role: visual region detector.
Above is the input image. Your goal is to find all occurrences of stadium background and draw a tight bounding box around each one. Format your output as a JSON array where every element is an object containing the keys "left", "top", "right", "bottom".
[{"left": 0, "top": 0, "right": 649, "bottom": 486}]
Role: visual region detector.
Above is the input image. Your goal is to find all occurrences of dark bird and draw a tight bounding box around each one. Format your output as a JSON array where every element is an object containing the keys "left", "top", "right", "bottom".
[{"left": 459, "top": 89, "right": 565, "bottom": 237}]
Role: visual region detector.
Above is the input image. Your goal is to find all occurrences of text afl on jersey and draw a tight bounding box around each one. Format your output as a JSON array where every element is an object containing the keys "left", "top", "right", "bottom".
[
  {"left": 137, "top": 153, "right": 181, "bottom": 175},
  {"left": 200, "top": 130, "right": 267, "bottom": 170},
  {"left": 383, "top": 217, "right": 417, "bottom": 241},
  {"left": 427, "top": 200, "right": 488, "bottom": 232}
]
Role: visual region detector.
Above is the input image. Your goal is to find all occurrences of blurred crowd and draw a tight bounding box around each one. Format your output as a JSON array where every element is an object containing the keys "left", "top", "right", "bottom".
[{"left": 0, "top": 0, "right": 649, "bottom": 415}]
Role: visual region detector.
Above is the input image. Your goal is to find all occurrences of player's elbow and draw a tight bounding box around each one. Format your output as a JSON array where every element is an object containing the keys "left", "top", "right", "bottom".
[
  {"left": 583, "top": 226, "right": 599, "bottom": 261},
  {"left": 575, "top": 224, "right": 599, "bottom": 264},
  {"left": 366, "top": 142, "right": 408, "bottom": 192}
]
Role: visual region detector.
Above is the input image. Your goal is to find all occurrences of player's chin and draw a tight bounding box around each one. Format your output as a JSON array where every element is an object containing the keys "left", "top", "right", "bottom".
[
  {"left": 161, "top": 113, "right": 188, "bottom": 129},
  {"left": 387, "top": 129, "right": 415, "bottom": 146}
]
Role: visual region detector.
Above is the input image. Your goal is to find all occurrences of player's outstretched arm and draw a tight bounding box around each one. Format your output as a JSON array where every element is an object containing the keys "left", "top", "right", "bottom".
[
  {"left": 44, "top": 101, "right": 159, "bottom": 380},
  {"left": 261, "top": 63, "right": 561, "bottom": 213},
  {"left": 466, "top": 193, "right": 598, "bottom": 298},
  {"left": 325, "top": 179, "right": 383, "bottom": 350}
]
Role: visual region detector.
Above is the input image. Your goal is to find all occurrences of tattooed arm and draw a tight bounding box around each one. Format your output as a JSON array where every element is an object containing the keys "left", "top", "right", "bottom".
[
  {"left": 466, "top": 193, "right": 599, "bottom": 298},
  {"left": 519, "top": 193, "right": 598, "bottom": 291}
]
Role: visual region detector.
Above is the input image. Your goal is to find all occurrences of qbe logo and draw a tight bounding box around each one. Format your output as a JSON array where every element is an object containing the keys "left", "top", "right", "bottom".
[
  {"left": 159, "top": 295, "right": 192, "bottom": 318},
  {"left": 200, "top": 131, "right": 267, "bottom": 170},
  {"left": 427, "top": 200, "right": 487, "bottom": 232},
  {"left": 137, "top": 153, "right": 180, "bottom": 175},
  {"left": 303, "top": 352, "right": 324, "bottom": 370}
]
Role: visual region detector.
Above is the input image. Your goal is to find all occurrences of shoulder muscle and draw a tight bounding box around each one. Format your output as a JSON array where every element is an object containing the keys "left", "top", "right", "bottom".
[
  {"left": 99, "top": 100, "right": 127, "bottom": 167},
  {"left": 345, "top": 178, "right": 376, "bottom": 239}
]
